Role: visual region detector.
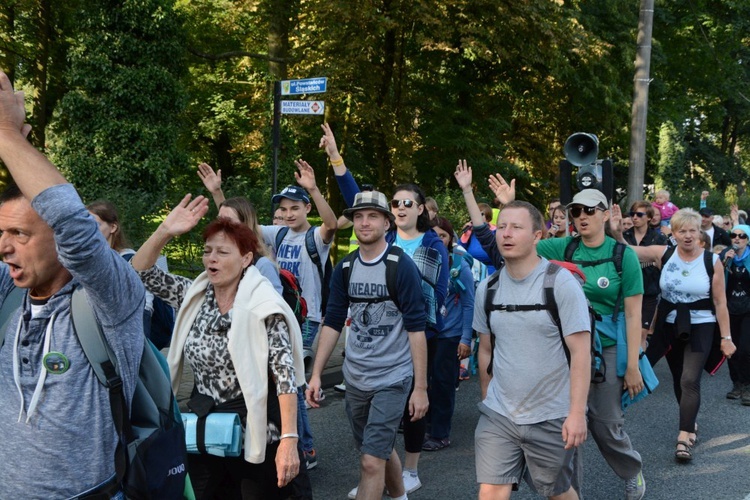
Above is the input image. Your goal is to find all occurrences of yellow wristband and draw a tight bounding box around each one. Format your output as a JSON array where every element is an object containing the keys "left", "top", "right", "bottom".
[{"left": 330, "top": 157, "right": 344, "bottom": 167}]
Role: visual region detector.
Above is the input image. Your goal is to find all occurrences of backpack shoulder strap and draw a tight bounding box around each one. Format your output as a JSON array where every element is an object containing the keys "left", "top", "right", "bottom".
[
  {"left": 0, "top": 287, "right": 25, "bottom": 347},
  {"left": 340, "top": 250, "right": 360, "bottom": 297},
  {"left": 483, "top": 270, "right": 502, "bottom": 376},
  {"left": 71, "top": 286, "right": 129, "bottom": 487},
  {"left": 385, "top": 245, "right": 403, "bottom": 308},
  {"left": 704, "top": 250, "right": 715, "bottom": 312},
  {"left": 71, "top": 287, "right": 120, "bottom": 386},
  {"left": 543, "top": 263, "right": 563, "bottom": 332},
  {"left": 304, "top": 227, "right": 324, "bottom": 280},
  {"left": 612, "top": 241, "right": 626, "bottom": 274},
  {"left": 274, "top": 227, "right": 290, "bottom": 256},
  {"left": 564, "top": 237, "right": 580, "bottom": 262},
  {"left": 661, "top": 245, "right": 676, "bottom": 267}
]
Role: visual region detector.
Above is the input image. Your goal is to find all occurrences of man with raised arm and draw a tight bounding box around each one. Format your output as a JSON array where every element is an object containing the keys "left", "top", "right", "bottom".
[
  {"left": 473, "top": 200, "right": 591, "bottom": 500},
  {"left": 0, "top": 72, "right": 146, "bottom": 496}
]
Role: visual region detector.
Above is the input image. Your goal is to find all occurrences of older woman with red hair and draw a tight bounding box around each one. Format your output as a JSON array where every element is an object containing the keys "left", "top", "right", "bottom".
[{"left": 131, "top": 194, "right": 310, "bottom": 500}]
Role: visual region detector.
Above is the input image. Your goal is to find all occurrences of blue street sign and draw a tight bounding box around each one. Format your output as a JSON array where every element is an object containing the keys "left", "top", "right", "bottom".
[{"left": 281, "top": 77, "right": 328, "bottom": 95}]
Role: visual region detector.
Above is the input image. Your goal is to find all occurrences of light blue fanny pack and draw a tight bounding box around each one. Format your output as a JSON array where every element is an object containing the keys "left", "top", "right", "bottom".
[{"left": 182, "top": 413, "right": 243, "bottom": 457}]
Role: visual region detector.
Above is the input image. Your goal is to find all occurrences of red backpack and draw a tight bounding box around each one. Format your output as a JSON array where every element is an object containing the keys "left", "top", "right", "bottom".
[{"left": 278, "top": 268, "right": 308, "bottom": 326}]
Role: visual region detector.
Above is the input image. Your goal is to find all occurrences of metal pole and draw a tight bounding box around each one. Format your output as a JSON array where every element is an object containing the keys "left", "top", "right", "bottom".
[
  {"left": 272, "top": 80, "right": 281, "bottom": 219},
  {"left": 627, "top": 0, "right": 655, "bottom": 207}
]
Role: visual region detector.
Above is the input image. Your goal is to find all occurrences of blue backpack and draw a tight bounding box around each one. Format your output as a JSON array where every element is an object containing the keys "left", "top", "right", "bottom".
[{"left": 0, "top": 287, "right": 188, "bottom": 498}]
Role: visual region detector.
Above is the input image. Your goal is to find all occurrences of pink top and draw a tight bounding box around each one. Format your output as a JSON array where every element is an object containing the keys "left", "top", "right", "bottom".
[{"left": 652, "top": 201, "right": 679, "bottom": 219}]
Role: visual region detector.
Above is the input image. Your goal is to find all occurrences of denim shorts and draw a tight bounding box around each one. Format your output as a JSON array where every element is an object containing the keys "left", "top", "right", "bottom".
[{"left": 345, "top": 377, "right": 412, "bottom": 460}]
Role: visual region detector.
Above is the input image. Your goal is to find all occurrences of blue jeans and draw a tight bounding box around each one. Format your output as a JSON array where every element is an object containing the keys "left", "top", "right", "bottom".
[
  {"left": 302, "top": 319, "right": 320, "bottom": 349},
  {"left": 297, "top": 390, "right": 314, "bottom": 453},
  {"left": 428, "top": 336, "right": 460, "bottom": 439}
]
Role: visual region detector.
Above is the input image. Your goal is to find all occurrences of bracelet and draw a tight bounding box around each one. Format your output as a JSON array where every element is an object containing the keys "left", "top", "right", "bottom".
[
  {"left": 330, "top": 157, "right": 344, "bottom": 167},
  {"left": 279, "top": 433, "right": 299, "bottom": 440},
  {"left": 721, "top": 336, "right": 732, "bottom": 341}
]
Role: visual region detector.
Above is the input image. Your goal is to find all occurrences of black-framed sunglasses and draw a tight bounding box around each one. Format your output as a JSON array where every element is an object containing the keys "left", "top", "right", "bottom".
[
  {"left": 730, "top": 232, "right": 749, "bottom": 240},
  {"left": 629, "top": 211, "right": 647, "bottom": 218},
  {"left": 569, "top": 205, "right": 602, "bottom": 218},
  {"left": 391, "top": 199, "right": 416, "bottom": 209}
]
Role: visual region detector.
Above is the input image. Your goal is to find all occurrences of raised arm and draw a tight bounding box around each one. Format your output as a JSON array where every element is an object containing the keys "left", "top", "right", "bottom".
[
  {"left": 131, "top": 194, "right": 209, "bottom": 271},
  {"left": 0, "top": 72, "right": 65, "bottom": 198},
  {"left": 487, "top": 172, "right": 516, "bottom": 206},
  {"left": 294, "top": 159, "right": 337, "bottom": 243},
  {"left": 320, "top": 123, "right": 360, "bottom": 206},
  {"left": 454, "top": 160, "right": 486, "bottom": 227},
  {"left": 197, "top": 162, "right": 226, "bottom": 209}
]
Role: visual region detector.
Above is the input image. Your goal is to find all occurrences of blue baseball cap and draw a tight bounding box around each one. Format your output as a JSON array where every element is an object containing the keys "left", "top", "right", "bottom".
[{"left": 272, "top": 185, "right": 310, "bottom": 204}]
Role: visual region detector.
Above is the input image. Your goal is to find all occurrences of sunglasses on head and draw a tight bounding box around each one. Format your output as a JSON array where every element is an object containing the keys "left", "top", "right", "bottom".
[
  {"left": 731, "top": 232, "right": 749, "bottom": 240},
  {"left": 629, "top": 211, "right": 647, "bottom": 218},
  {"left": 391, "top": 199, "right": 416, "bottom": 209},
  {"left": 569, "top": 205, "right": 602, "bottom": 218}
]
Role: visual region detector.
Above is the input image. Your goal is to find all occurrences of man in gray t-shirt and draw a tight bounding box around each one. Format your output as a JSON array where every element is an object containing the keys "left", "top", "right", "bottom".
[
  {"left": 0, "top": 73, "right": 145, "bottom": 497},
  {"left": 307, "top": 190, "right": 428, "bottom": 500},
  {"left": 473, "top": 200, "right": 591, "bottom": 499}
]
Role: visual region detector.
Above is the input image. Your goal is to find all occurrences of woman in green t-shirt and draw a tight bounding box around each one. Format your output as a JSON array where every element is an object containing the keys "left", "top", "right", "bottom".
[{"left": 456, "top": 161, "right": 647, "bottom": 499}]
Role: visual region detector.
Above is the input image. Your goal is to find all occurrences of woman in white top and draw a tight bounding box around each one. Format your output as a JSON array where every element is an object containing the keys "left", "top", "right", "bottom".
[{"left": 618, "top": 207, "right": 736, "bottom": 463}]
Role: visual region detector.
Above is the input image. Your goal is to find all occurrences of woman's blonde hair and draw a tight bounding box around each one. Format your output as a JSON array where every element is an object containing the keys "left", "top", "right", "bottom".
[
  {"left": 220, "top": 197, "right": 272, "bottom": 259},
  {"left": 669, "top": 208, "right": 701, "bottom": 233}
]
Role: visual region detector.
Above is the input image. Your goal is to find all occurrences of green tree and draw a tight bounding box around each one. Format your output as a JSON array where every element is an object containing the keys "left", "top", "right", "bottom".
[{"left": 49, "top": 0, "right": 187, "bottom": 243}]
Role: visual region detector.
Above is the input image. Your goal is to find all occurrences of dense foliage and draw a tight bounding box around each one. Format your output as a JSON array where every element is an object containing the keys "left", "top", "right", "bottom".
[{"left": 1, "top": 0, "right": 748, "bottom": 259}]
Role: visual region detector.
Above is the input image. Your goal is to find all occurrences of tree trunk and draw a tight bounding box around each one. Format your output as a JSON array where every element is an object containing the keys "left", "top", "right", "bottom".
[
  {"left": 0, "top": 4, "right": 17, "bottom": 84},
  {"left": 30, "top": 0, "right": 51, "bottom": 148},
  {"left": 627, "top": 0, "right": 654, "bottom": 206}
]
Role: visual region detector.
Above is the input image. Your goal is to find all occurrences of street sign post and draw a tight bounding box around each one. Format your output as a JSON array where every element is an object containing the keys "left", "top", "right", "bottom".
[
  {"left": 281, "top": 77, "right": 327, "bottom": 95},
  {"left": 272, "top": 76, "right": 328, "bottom": 218},
  {"left": 281, "top": 100, "right": 325, "bottom": 115}
]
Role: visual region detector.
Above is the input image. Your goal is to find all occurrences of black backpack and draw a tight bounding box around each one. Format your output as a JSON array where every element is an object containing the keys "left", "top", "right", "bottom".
[
  {"left": 564, "top": 237, "right": 626, "bottom": 320},
  {"left": 0, "top": 287, "right": 188, "bottom": 499},
  {"left": 340, "top": 246, "right": 403, "bottom": 309},
  {"left": 483, "top": 262, "right": 606, "bottom": 384},
  {"left": 121, "top": 252, "right": 176, "bottom": 350},
  {"left": 275, "top": 226, "right": 333, "bottom": 315}
]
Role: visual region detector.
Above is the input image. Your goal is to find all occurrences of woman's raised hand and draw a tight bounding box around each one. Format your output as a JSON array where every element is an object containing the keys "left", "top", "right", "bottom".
[
  {"left": 488, "top": 173, "right": 516, "bottom": 205},
  {"left": 161, "top": 194, "right": 209, "bottom": 237},
  {"left": 197, "top": 163, "right": 222, "bottom": 195},
  {"left": 454, "top": 159, "right": 473, "bottom": 191},
  {"left": 319, "top": 123, "right": 341, "bottom": 159}
]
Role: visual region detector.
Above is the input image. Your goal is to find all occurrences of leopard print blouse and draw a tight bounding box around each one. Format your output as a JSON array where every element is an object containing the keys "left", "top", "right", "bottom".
[{"left": 138, "top": 265, "right": 298, "bottom": 442}]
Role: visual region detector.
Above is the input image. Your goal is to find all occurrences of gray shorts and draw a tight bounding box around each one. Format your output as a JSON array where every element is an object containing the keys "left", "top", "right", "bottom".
[
  {"left": 475, "top": 403, "right": 578, "bottom": 497},
  {"left": 345, "top": 377, "right": 412, "bottom": 460}
]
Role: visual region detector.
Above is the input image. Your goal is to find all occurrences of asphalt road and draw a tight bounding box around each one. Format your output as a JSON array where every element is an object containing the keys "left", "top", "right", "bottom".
[{"left": 305, "top": 360, "right": 750, "bottom": 499}]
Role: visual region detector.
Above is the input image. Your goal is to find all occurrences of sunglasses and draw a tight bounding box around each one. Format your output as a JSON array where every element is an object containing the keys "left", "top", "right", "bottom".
[
  {"left": 629, "top": 211, "right": 647, "bottom": 218},
  {"left": 391, "top": 199, "right": 416, "bottom": 209},
  {"left": 569, "top": 205, "right": 603, "bottom": 218},
  {"left": 730, "top": 233, "right": 749, "bottom": 240}
]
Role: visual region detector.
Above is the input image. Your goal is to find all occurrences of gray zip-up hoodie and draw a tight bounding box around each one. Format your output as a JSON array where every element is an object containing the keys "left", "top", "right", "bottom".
[{"left": 0, "top": 184, "right": 145, "bottom": 498}]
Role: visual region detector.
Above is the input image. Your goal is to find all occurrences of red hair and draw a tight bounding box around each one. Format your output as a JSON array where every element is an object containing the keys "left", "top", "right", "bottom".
[{"left": 202, "top": 217, "right": 259, "bottom": 256}]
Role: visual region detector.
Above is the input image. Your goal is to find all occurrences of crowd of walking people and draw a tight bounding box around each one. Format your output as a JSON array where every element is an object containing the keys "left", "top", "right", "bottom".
[{"left": 0, "top": 69, "right": 747, "bottom": 499}]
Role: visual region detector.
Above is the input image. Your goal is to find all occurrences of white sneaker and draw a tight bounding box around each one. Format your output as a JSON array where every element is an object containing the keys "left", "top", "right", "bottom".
[
  {"left": 334, "top": 380, "right": 346, "bottom": 392},
  {"left": 402, "top": 471, "right": 422, "bottom": 494},
  {"left": 348, "top": 485, "right": 391, "bottom": 499}
]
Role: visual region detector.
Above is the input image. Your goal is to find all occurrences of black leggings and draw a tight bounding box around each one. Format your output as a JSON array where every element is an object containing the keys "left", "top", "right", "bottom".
[
  {"left": 189, "top": 441, "right": 312, "bottom": 500},
  {"left": 402, "top": 336, "right": 437, "bottom": 453},
  {"left": 729, "top": 313, "right": 750, "bottom": 385},
  {"left": 663, "top": 322, "right": 714, "bottom": 433}
]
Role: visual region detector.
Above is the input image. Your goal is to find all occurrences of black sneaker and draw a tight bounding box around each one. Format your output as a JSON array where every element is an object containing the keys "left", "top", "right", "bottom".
[
  {"left": 727, "top": 383, "right": 742, "bottom": 400},
  {"left": 304, "top": 449, "right": 318, "bottom": 470},
  {"left": 742, "top": 386, "right": 750, "bottom": 407}
]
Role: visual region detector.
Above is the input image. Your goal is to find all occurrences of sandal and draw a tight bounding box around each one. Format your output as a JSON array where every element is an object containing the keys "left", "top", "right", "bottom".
[
  {"left": 422, "top": 436, "right": 450, "bottom": 451},
  {"left": 675, "top": 440, "right": 693, "bottom": 462}
]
